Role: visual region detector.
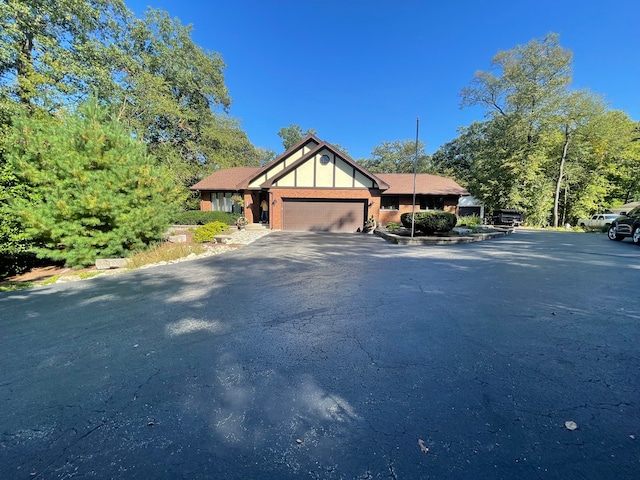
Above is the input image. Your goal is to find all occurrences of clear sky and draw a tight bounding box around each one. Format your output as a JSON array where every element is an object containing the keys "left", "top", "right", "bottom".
[{"left": 124, "top": 0, "right": 639, "bottom": 160}]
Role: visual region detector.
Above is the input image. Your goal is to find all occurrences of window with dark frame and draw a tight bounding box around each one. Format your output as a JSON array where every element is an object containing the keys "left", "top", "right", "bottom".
[
  {"left": 381, "top": 195, "right": 399, "bottom": 210},
  {"left": 419, "top": 196, "right": 445, "bottom": 210}
]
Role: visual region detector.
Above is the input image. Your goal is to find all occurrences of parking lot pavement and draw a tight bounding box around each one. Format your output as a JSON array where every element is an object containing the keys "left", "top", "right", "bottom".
[{"left": 1, "top": 230, "right": 639, "bottom": 479}]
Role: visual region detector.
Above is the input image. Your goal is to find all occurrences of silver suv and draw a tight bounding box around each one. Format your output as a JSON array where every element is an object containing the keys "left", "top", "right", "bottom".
[{"left": 607, "top": 206, "right": 640, "bottom": 245}]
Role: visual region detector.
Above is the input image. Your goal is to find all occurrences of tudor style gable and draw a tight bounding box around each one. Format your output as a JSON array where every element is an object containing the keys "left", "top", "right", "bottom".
[{"left": 243, "top": 135, "right": 388, "bottom": 191}]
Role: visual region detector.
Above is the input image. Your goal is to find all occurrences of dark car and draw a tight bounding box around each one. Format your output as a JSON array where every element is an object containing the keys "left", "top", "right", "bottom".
[
  {"left": 607, "top": 206, "right": 640, "bottom": 245},
  {"left": 491, "top": 209, "right": 524, "bottom": 226}
]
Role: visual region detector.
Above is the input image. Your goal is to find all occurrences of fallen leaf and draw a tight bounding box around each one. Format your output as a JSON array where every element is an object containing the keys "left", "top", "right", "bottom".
[
  {"left": 418, "top": 438, "right": 429, "bottom": 453},
  {"left": 565, "top": 421, "right": 578, "bottom": 431}
]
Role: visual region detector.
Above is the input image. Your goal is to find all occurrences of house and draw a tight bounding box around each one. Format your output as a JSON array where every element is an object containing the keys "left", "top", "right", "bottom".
[{"left": 190, "top": 135, "right": 469, "bottom": 232}]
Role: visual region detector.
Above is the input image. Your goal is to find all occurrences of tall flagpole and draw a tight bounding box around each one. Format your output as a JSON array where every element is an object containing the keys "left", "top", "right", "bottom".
[{"left": 411, "top": 117, "right": 419, "bottom": 238}]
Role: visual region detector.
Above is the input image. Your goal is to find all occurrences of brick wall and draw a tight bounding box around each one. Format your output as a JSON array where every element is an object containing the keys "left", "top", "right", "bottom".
[
  {"left": 378, "top": 195, "right": 459, "bottom": 226},
  {"left": 200, "top": 192, "right": 212, "bottom": 211}
]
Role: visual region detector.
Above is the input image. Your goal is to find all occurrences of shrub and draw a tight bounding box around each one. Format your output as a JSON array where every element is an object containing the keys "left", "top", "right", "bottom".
[
  {"left": 193, "top": 221, "right": 229, "bottom": 243},
  {"left": 171, "top": 210, "right": 238, "bottom": 225},
  {"left": 456, "top": 214, "right": 483, "bottom": 227},
  {"left": 401, "top": 211, "right": 457, "bottom": 235},
  {"left": 386, "top": 222, "right": 402, "bottom": 231}
]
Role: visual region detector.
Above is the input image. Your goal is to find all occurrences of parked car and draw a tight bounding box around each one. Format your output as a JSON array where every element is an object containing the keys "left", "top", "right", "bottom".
[
  {"left": 577, "top": 213, "right": 619, "bottom": 229},
  {"left": 491, "top": 209, "right": 524, "bottom": 226},
  {"left": 607, "top": 206, "right": 640, "bottom": 245}
]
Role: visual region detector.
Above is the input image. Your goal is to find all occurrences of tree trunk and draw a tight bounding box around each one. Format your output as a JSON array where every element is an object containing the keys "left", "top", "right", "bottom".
[{"left": 553, "top": 126, "right": 570, "bottom": 228}]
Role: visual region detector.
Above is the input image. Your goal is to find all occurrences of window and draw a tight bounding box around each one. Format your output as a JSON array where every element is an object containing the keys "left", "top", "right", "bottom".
[
  {"left": 381, "top": 195, "right": 399, "bottom": 210},
  {"left": 420, "top": 196, "right": 444, "bottom": 210},
  {"left": 211, "top": 192, "right": 235, "bottom": 212}
]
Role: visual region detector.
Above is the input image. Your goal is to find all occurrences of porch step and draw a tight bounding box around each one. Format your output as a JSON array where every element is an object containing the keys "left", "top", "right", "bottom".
[{"left": 245, "top": 223, "right": 270, "bottom": 231}]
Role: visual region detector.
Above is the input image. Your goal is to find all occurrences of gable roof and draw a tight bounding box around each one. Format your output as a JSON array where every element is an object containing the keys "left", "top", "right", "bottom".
[
  {"left": 376, "top": 173, "right": 469, "bottom": 196},
  {"left": 190, "top": 166, "right": 260, "bottom": 191},
  {"left": 261, "top": 140, "right": 390, "bottom": 190},
  {"left": 236, "top": 135, "right": 321, "bottom": 189},
  {"left": 239, "top": 134, "right": 389, "bottom": 190}
]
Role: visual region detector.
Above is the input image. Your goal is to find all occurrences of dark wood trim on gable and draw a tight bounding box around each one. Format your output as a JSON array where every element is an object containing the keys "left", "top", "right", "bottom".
[{"left": 332, "top": 156, "right": 336, "bottom": 188}]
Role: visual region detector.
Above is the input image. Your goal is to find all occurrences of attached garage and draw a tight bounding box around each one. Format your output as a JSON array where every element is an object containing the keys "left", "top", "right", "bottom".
[{"left": 282, "top": 199, "right": 366, "bottom": 232}]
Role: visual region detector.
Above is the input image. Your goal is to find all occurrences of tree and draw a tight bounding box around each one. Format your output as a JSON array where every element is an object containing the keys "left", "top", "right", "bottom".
[
  {"left": 278, "top": 123, "right": 317, "bottom": 150},
  {"left": 113, "top": 8, "right": 259, "bottom": 196},
  {"left": 1, "top": 2, "right": 260, "bottom": 209},
  {"left": 6, "top": 99, "right": 183, "bottom": 268},
  {"left": 358, "top": 140, "right": 432, "bottom": 173},
  {"left": 431, "top": 124, "right": 483, "bottom": 184},
  {"left": 255, "top": 146, "right": 277, "bottom": 166},
  {"left": 458, "top": 33, "right": 628, "bottom": 226},
  {"left": 0, "top": 0, "right": 127, "bottom": 108},
  {"left": 549, "top": 91, "right": 606, "bottom": 226},
  {"left": 600, "top": 114, "right": 640, "bottom": 205},
  {"left": 461, "top": 33, "right": 572, "bottom": 124}
]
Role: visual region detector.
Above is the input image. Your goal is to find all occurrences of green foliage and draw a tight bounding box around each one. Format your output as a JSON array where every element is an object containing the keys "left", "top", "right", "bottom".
[
  {"left": 0, "top": 0, "right": 128, "bottom": 108},
  {"left": 400, "top": 211, "right": 457, "bottom": 235},
  {"left": 0, "top": 2, "right": 260, "bottom": 210},
  {"left": 385, "top": 222, "right": 402, "bottom": 231},
  {"left": 194, "top": 221, "right": 229, "bottom": 243},
  {"left": 171, "top": 210, "right": 238, "bottom": 225},
  {"left": 456, "top": 215, "right": 482, "bottom": 227},
  {"left": 6, "top": 98, "right": 183, "bottom": 268},
  {"left": 113, "top": 9, "right": 260, "bottom": 192},
  {"left": 0, "top": 281, "right": 34, "bottom": 293},
  {"left": 358, "top": 140, "right": 432, "bottom": 173},
  {"left": 457, "top": 33, "right": 638, "bottom": 227},
  {"left": 278, "top": 124, "right": 317, "bottom": 151}
]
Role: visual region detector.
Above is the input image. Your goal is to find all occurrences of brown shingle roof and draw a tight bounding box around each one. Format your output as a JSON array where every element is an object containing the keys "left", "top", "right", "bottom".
[
  {"left": 190, "top": 167, "right": 261, "bottom": 191},
  {"left": 376, "top": 173, "right": 469, "bottom": 196}
]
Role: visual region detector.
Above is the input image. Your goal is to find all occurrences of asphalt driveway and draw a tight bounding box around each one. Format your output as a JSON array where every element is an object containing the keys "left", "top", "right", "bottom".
[{"left": 1, "top": 230, "right": 639, "bottom": 479}]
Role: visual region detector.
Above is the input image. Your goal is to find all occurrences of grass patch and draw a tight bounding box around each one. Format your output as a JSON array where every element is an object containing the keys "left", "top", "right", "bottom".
[
  {"left": 78, "top": 271, "right": 102, "bottom": 280},
  {"left": 127, "top": 241, "right": 207, "bottom": 270},
  {"left": 0, "top": 281, "right": 35, "bottom": 292},
  {"left": 40, "top": 275, "right": 60, "bottom": 285}
]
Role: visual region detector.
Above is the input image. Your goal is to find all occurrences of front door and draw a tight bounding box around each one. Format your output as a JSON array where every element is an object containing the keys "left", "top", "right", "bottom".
[{"left": 259, "top": 193, "right": 269, "bottom": 224}]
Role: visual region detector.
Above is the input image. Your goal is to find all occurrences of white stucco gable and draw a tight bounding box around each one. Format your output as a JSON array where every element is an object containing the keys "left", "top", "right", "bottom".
[{"left": 243, "top": 135, "right": 388, "bottom": 191}]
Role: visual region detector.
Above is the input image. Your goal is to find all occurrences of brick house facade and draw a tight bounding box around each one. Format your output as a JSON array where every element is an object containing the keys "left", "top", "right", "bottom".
[{"left": 191, "top": 135, "right": 469, "bottom": 232}]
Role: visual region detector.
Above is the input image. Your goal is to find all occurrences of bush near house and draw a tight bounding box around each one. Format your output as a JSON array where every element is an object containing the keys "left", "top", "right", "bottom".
[
  {"left": 401, "top": 211, "right": 457, "bottom": 235},
  {"left": 457, "top": 214, "right": 483, "bottom": 227},
  {"left": 193, "top": 222, "right": 229, "bottom": 243},
  {"left": 171, "top": 210, "right": 238, "bottom": 225}
]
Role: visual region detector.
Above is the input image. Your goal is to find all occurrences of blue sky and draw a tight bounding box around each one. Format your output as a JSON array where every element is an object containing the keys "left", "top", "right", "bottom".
[{"left": 125, "top": 0, "right": 639, "bottom": 160}]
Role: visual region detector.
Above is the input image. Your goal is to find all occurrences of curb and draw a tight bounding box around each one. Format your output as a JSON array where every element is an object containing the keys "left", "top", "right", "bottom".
[{"left": 376, "top": 228, "right": 514, "bottom": 245}]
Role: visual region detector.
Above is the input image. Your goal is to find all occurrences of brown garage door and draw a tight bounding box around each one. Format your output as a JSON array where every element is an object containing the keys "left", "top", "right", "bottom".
[{"left": 282, "top": 199, "right": 366, "bottom": 232}]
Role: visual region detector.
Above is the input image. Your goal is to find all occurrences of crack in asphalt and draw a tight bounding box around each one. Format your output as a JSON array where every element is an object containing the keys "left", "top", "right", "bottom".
[{"left": 27, "top": 367, "right": 162, "bottom": 479}]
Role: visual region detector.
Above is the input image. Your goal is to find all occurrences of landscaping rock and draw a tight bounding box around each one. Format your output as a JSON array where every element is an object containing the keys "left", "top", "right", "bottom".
[
  {"left": 95, "top": 258, "right": 129, "bottom": 270},
  {"left": 167, "top": 234, "right": 187, "bottom": 243}
]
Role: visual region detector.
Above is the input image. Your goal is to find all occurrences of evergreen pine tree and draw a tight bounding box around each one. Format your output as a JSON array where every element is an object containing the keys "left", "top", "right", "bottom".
[{"left": 7, "top": 99, "right": 184, "bottom": 267}]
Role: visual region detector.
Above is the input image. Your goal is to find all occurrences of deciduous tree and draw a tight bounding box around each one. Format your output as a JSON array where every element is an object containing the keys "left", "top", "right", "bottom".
[
  {"left": 278, "top": 124, "right": 317, "bottom": 150},
  {"left": 358, "top": 140, "right": 431, "bottom": 174}
]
